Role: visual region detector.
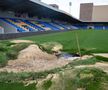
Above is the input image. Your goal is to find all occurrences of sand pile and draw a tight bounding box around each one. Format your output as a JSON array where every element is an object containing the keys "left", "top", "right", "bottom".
[
  {"left": 0, "top": 44, "right": 70, "bottom": 72},
  {"left": 18, "top": 44, "right": 57, "bottom": 60}
]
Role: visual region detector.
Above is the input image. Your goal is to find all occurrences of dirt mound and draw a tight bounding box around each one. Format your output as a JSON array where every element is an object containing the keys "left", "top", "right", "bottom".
[
  {"left": 0, "top": 44, "right": 70, "bottom": 72},
  {"left": 11, "top": 40, "right": 34, "bottom": 43},
  {"left": 18, "top": 44, "right": 57, "bottom": 60},
  {"left": 41, "top": 42, "right": 63, "bottom": 52}
]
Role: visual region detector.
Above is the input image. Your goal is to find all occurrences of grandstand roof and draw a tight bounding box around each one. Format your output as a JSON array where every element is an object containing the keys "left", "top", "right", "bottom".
[{"left": 0, "top": 0, "right": 81, "bottom": 23}]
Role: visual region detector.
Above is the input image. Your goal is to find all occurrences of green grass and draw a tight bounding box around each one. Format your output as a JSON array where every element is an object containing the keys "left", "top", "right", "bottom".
[
  {"left": 0, "top": 41, "right": 31, "bottom": 67},
  {"left": 95, "top": 55, "right": 108, "bottom": 62},
  {"left": 42, "top": 80, "right": 52, "bottom": 90},
  {"left": 0, "top": 68, "right": 62, "bottom": 83},
  {"left": 6, "top": 43, "right": 31, "bottom": 60},
  {"left": 0, "top": 68, "right": 107, "bottom": 90},
  {"left": 0, "top": 83, "right": 36, "bottom": 90},
  {"left": 0, "top": 30, "right": 108, "bottom": 90},
  {"left": 0, "top": 52, "right": 8, "bottom": 67},
  {"left": 65, "top": 57, "right": 99, "bottom": 68},
  {"left": 0, "top": 30, "right": 108, "bottom": 67},
  {"left": 0, "top": 58, "right": 107, "bottom": 90},
  {"left": 75, "top": 68, "right": 108, "bottom": 90},
  {"left": 38, "top": 68, "right": 108, "bottom": 90},
  {"left": 19, "top": 30, "right": 108, "bottom": 54}
]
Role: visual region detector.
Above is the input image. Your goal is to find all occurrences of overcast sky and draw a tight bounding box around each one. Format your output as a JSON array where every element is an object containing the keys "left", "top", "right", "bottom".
[{"left": 41, "top": 0, "right": 108, "bottom": 19}]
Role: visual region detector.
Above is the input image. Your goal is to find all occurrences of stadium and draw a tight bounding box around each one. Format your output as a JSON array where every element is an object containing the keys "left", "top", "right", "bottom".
[
  {"left": 0, "top": 0, "right": 108, "bottom": 90},
  {"left": 0, "top": 0, "right": 80, "bottom": 37},
  {"left": 0, "top": 0, "right": 108, "bottom": 38}
]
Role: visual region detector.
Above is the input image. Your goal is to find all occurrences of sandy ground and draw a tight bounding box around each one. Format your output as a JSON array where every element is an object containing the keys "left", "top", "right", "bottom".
[
  {"left": 0, "top": 44, "right": 71, "bottom": 72},
  {"left": 11, "top": 40, "right": 34, "bottom": 43},
  {"left": 76, "top": 54, "right": 108, "bottom": 73},
  {"left": 75, "top": 62, "right": 108, "bottom": 73},
  {"left": 94, "top": 53, "right": 108, "bottom": 58},
  {"left": 80, "top": 55, "right": 93, "bottom": 60}
]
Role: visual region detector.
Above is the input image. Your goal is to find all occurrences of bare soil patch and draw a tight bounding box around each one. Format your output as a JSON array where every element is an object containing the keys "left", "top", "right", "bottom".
[
  {"left": 11, "top": 40, "right": 34, "bottom": 43},
  {"left": 94, "top": 53, "right": 108, "bottom": 58},
  {"left": 75, "top": 62, "right": 108, "bottom": 73}
]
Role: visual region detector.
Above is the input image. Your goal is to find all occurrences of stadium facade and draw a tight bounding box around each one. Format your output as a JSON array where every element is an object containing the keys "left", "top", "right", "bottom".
[
  {"left": 80, "top": 3, "right": 108, "bottom": 22},
  {"left": 0, "top": 0, "right": 108, "bottom": 35}
]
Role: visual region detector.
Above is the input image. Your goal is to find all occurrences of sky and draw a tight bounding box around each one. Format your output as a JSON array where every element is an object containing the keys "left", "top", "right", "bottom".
[{"left": 41, "top": 0, "right": 108, "bottom": 19}]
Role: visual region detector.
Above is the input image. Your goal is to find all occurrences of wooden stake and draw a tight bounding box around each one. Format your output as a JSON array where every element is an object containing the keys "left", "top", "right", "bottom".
[{"left": 75, "top": 31, "right": 82, "bottom": 59}]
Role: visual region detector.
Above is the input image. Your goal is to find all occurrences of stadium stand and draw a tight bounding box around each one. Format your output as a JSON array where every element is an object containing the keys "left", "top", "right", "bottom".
[
  {"left": 0, "top": 17, "right": 75, "bottom": 33},
  {"left": 0, "top": 0, "right": 82, "bottom": 34},
  {"left": 8, "top": 18, "right": 37, "bottom": 32},
  {"left": 49, "top": 22, "right": 65, "bottom": 30},
  {"left": 105, "top": 26, "right": 108, "bottom": 30},
  {"left": 22, "top": 20, "right": 45, "bottom": 31},
  {"left": 38, "top": 21, "right": 60, "bottom": 31},
  {"left": 0, "top": 18, "right": 26, "bottom": 33},
  {"left": 0, "top": 0, "right": 108, "bottom": 36},
  {"left": 73, "top": 24, "right": 86, "bottom": 29},
  {"left": 94, "top": 25, "right": 104, "bottom": 30}
]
